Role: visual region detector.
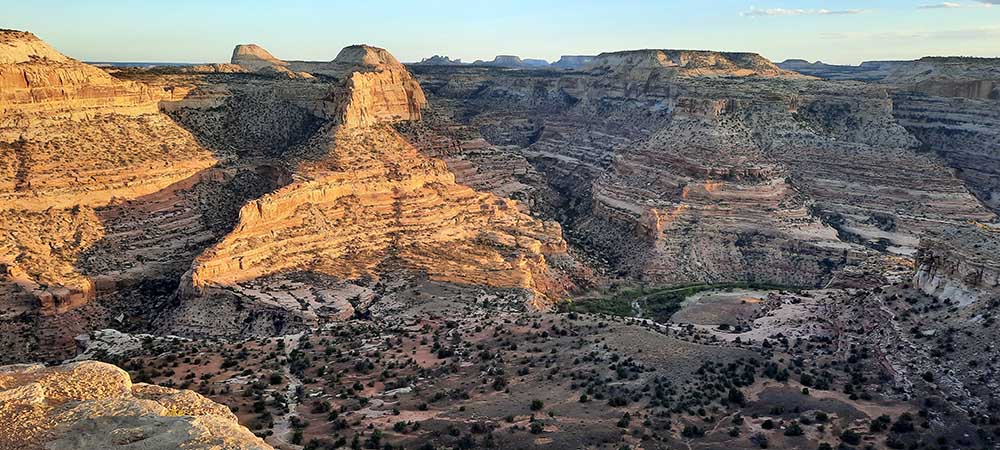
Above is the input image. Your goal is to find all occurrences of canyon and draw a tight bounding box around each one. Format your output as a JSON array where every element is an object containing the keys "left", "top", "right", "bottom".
[{"left": 1, "top": 29, "right": 1000, "bottom": 450}]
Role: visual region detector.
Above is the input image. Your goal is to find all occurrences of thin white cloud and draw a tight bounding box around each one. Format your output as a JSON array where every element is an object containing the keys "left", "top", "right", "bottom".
[
  {"left": 740, "top": 7, "right": 868, "bottom": 17},
  {"left": 918, "top": 1, "right": 996, "bottom": 7},
  {"left": 918, "top": 2, "right": 963, "bottom": 8}
]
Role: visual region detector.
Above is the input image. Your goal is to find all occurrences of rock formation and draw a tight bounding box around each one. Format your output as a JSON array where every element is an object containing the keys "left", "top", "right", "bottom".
[
  {"left": 230, "top": 43, "right": 311, "bottom": 78},
  {"left": 414, "top": 55, "right": 463, "bottom": 65},
  {"left": 146, "top": 44, "right": 573, "bottom": 337},
  {"left": 473, "top": 55, "right": 549, "bottom": 69},
  {"left": 914, "top": 224, "right": 1000, "bottom": 305},
  {"left": 0, "top": 30, "right": 217, "bottom": 327},
  {"left": 0, "top": 360, "right": 272, "bottom": 450},
  {"left": 585, "top": 49, "right": 800, "bottom": 78},
  {"left": 780, "top": 56, "right": 1000, "bottom": 100},
  {"left": 230, "top": 44, "right": 286, "bottom": 71},
  {"left": 0, "top": 30, "right": 161, "bottom": 116},
  {"left": 331, "top": 46, "right": 427, "bottom": 126},
  {"left": 891, "top": 92, "right": 1000, "bottom": 213},
  {"left": 550, "top": 55, "right": 595, "bottom": 69},
  {"left": 412, "top": 50, "right": 995, "bottom": 286}
]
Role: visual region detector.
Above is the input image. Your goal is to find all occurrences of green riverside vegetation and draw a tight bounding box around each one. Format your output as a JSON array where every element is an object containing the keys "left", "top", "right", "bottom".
[{"left": 559, "top": 282, "right": 801, "bottom": 323}]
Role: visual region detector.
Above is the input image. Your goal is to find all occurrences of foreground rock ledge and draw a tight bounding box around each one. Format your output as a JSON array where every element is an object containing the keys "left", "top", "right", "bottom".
[{"left": 0, "top": 361, "right": 272, "bottom": 450}]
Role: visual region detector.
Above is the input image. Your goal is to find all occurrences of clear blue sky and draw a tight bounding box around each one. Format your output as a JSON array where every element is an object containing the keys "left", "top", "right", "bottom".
[{"left": 4, "top": 0, "right": 999, "bottom": 64}]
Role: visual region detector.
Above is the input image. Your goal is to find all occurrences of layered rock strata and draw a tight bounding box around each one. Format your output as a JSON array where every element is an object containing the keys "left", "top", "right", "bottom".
[
  {"left": 413, "top": 54, "right": 995, "bottom": 285},
  {"left": 0, "top": 30, "right": 161, "bottom": 116},
  {"left": 892, "top": 92, "right": 1000, "bottom": 213},
  {"left": 585, "top": 49, "right": 801, "bottom": 78},
  {"left": 0, "top": 361, "right": 272, "bottom": 450},
  {"left": 230, "top": 44, "right": 311, "bottom": 79},
  {"left": 914, "top": 225, "right": 1000, "bottom": 306},
  {"left": 0, "top": 30, "right": 218, "bottom": 309},
  {"left": 550, "top": 55, "right": 596, "bottom": 70},
  {"left": 162, "top": 45, "right": 571, "bottom": 336}
]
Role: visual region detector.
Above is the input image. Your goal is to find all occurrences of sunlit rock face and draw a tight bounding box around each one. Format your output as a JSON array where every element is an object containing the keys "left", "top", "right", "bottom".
[
  {"left": 0, "top": 30, "right": 161, "bottom": 116},
  {"left": 584, "top": 49, "right": 802, "bottom": 79},
  {"left": 230, "top": 43, "right": 312, "bottom": 79},
  {"left": 158, "top": 45, "right": 573, "bottom": 337},
  {"left": 230, "top": 44, "right": 287, "bottom": 71},
  {"left": 0, "top": 361, "right": 273, "bottom": 450},
  {"left": 0, "top": 32, "right": 575, "bottom": 351},
  {"left": 0, "top": 30, "right": 217, "bottom": 324},
  {"left": 332, "top": 45, "right": 427, "bottom": 127}
]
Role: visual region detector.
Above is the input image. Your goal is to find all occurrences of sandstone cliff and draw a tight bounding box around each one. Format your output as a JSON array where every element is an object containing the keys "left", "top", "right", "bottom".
[
  {"left": 585, "top": 49, "right": 800, "bottom": 79},
  {"left": 334, "top": 67, "right": 426, "bottom": 127},
  {"left": 159, "top": 45, "right": 571, "bottom": 336},
  {"left": 413, "top": 56, "right": 995, "bottom": 286},
  {"left": 0, "top": 31, "right": 221, "bottom": 361},
  {"left": 551, "top": 55, "right": 595, "bottom": 69},
  {"left": 892, "top": 91, "right": 1000, "bottom": 214},
  {"left": 0, "top": 361, "right": 272, "bottom": 450},
  {"left": 230, "top": 43, "right": 311, "bottom": 79},
  {"left": 0, "top": 30, "right": 161, "bottom": 117},
  {"left": 914, "top": 225, "right": 1000, "bottom": 305},
  {"left": 0, "top": 31, "right": 217, "bottom": 303},
  {"left": 230, "top": 44, "right": 287, "bottom": 71}
]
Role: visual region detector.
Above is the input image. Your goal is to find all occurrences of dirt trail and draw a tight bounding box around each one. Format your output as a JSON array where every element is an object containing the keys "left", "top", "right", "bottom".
[{"left": 267, "top": 331, "right": 305, "bottom": 450}]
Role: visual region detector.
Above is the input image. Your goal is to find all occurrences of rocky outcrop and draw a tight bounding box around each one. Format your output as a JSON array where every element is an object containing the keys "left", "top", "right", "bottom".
[
  {"left": 585, "top": 49, "right": 800, "bottom": 78},
  {"left": 230, "top": 44, "right": 311, "bottom": 79},
  {"left": 914, "top": 225, "right": 1000, "bottom": 305},
  {"left": 0, "top": 360, "right": 272, "bottom": 450},
  {"left": 473, "top": 55, "right": 549, "bottom": 68},
  {"left": 334, "top": 69, "right": 427, "bottom": 127},
  {"left": 230, "top": 44, "right": 286, "bottom": 71},
  {"left": 551, "top": 55, "right": 595, "bottom": 69},
  {"left": 892, "top": 92, "right": 1000, "bottom": 213},
  {"left": 333, "top": 44, "right": 404, "bottom": 69},
  {"left": 329, "top": 46, "right": 427, "bottom": 127},
  {"left": 160, "top": 46, "right": 572, "bottom": 337},
  {"left": 414, "top": 55, "right": 463, "bottom": 65},
  {"left": 0, "top": 31, "right": 218, "bottom": 311},
  {"left": 0, "top": 30, "right": 161, "bottom": 116}
]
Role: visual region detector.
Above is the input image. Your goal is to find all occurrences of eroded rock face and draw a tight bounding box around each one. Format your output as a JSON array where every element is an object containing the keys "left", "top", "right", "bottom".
[
  {"left": 231, "top": 44, "right": 286, "bottom": 71},
  {"left": 153, "top": 45, "right": 572, "bottom": 336},
  {"left": 0, "top": 30, "right": 161, "bottom": 116},
  {"left": 230, "top": 44, "right": 311, "bottom": 79},
  {"left": 0, "top": 30, "right": 218, "bottom": 319},
  {"left": 914, "top": 225, "right": 1000, "bottom": 306},
  {"left": 413, "top": 56, "right": 995, "bottom": 286},
  {"left": 335, "top": 68, "right": 426, "bottom": 127},
  {"left": 0, "top": 360, "right": 272, "bottom": 450},
  {"left": 585, "top": 49, "right": 800, "bottom": 79},
  {"left": 892, "top": 92, "right": 1000, "bottom": 213}
]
